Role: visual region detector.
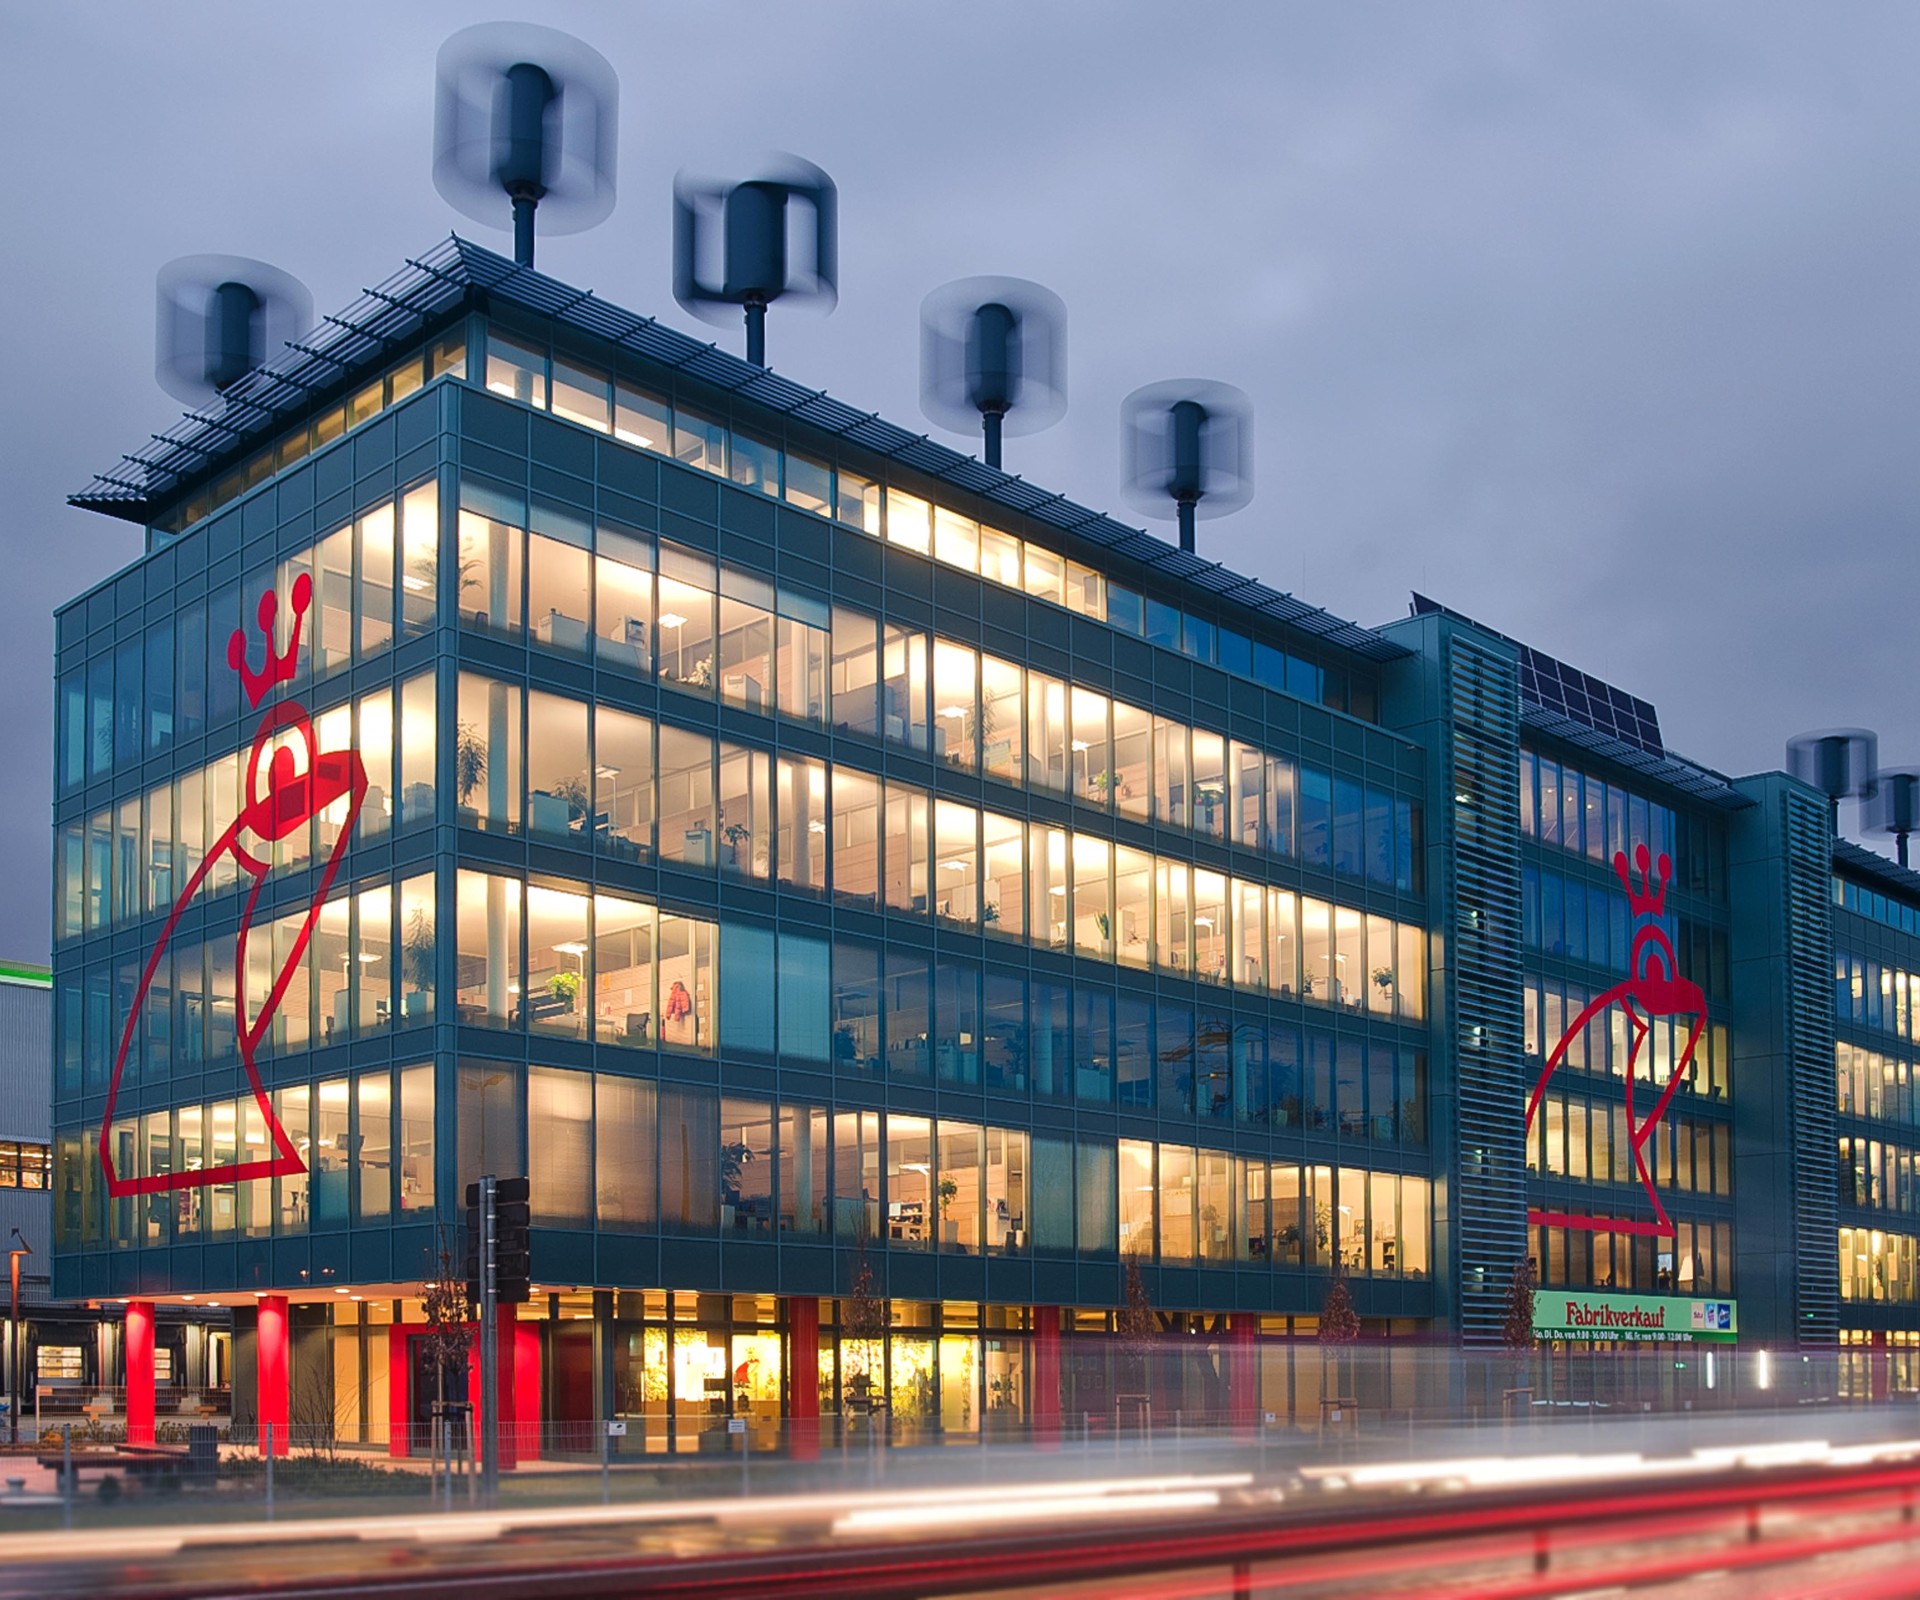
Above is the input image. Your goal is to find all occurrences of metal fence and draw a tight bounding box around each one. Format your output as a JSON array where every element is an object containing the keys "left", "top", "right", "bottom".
[
  {"left": 19, "top": 1384, "right": 231, "bottom": 1442},
  {"left": 0, "top": 1347, "right": 1910, "bottom": 1531}
]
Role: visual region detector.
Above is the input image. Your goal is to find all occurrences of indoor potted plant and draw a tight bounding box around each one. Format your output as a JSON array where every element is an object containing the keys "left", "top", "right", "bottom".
[
  {"left": 454, "top": 721, "right": 487, "bottom": 822},
  {"left": 937, "top": 1175, "right": 960, "bottom": 1245},
  {"left": 1372, "top": 965, "right": 1396, "bottom": 1011},
  {"left": 554, "top": 775, "right": 590, "bottom": 829},
  {"left": 720, "top": 1138, "right": 753, "bottom": 1229},
  {"left": 401, "top": 908, "right": 434, "bottom": 1019}
]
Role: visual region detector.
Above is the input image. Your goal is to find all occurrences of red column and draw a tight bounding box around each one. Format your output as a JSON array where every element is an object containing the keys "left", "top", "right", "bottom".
[
  {"left": 124, "top": 1301, "right": 155, "bottom": 1447},
  {"left": 388, "top": 1328, "right": 412, "bottom": 1459},
  {"left": 492, "top": 1302, "right": 519, "bottom": 1470},
  {"left": 257, "top": 1295, "right": 290, "bottom": 1456},
  {"left": 1033, "top": 1306, "right": 1061, "bottom": 1448},
  {"left": 788, "top": 1297, "right": 820, "bottom": 1460},
  {"left": 1230, "top": 1313, "right": 1258, "bottom": 1436},
  {"left": 513, "top": 1314, "right": 541, "bottom": 1463}
]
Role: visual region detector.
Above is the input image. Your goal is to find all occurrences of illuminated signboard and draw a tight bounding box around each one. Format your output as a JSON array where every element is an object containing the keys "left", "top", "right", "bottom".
[
  {"left": 1534, "top": 1290, "right": 1737, "bottom": 1345},
  {"left": 98, "top": 577, "right": 367, "bottom": 1197},
  {"left": 1524, "top": 846, "right": 1705, "bottom": 1238}
]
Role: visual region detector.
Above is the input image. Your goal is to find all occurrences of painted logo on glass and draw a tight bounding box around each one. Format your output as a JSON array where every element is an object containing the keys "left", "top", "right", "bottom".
[
  {"left": 99, "top": 578, "right": 367, "bottom": 1196},
  {"left": 1524, "top": 845, "right": 1704, "bottom": 1238}
]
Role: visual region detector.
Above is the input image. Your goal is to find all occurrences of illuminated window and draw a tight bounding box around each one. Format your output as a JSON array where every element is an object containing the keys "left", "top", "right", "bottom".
[{"left": 0, "top": 1142, "right": 50, "bottom": 1189}]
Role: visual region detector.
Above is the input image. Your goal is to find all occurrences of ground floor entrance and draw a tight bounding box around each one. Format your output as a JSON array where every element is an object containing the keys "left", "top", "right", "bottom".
[
  {"left": 362, "top": 1294, "right": 1414, "bottom": 1460},
  {"left": 110, "top": 1287, "right": 1857, "bottom": 1463}
]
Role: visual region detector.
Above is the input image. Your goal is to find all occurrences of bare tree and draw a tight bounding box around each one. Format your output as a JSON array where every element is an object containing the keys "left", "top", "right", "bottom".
[
  {"left": 1116, "top": 1255, "right": 1157, "bottom": 1424},
  {"left": 841, "top": 1223, "right": 887, "bottom": 1421},
  {"left": 1318, "top": 1266, "right": 1360, "bottom": 1346},
  {"left": 1318, "top": 1262, "right": 1361, "bottom": 1411},
  {"left": 419, "top": 1228, "right": 472, "bottom": 1463},
  {"left": 291, "top": 1359, "right": 341, "bottom": 1464},
  {"left": 1501, "top": 1258, "right": 1539, "bottom": 1352},
  {"left": 1500, "top": 1257, "right": 1540, "bottom": 1414}
]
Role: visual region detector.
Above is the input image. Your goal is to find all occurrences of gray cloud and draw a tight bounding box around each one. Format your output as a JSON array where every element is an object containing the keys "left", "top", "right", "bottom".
[{"left": 3, "top": 1, "right": 1916, "bottom": 956}]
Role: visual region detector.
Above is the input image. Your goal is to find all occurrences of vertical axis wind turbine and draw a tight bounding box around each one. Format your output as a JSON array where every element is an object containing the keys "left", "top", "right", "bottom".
[
  {"left": 1121, "top": 381, "right": 1254, "bottom": 554},
  {"left": 1870, "top": 770, "right": 1919, "bottom": 868},
  {"left": 155, "top": 255, "right": 312, "bottom": 407},
  {"left": 433, "top": 23, "right": 619, "bottom": 269},
  {"left": 919, "top": 278, "right": 1067, "bottom": 470},
  {"left": 673, "top": 157, "right": 838, "bottom": 367},
  {"left": 1788, "top": 729, "right": 1878, "bottom": 836}
]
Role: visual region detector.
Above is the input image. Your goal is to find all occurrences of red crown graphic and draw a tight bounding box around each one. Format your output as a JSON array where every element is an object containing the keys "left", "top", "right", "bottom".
[
  {"left": 102, "top": 578, "right": 367, "bottom": 1202},
  {"left": 1614, "top": 843, "right": 1670, "bottom": 919},
  {"left": 226, "top": 572, "right": 312, "bottom": 706}
]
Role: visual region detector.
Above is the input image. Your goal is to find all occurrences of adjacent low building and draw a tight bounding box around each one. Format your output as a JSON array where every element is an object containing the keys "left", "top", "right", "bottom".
[
  {"left": 45, "top": 236, "right": 1897, "bottom": 1454},
  {"left": 0, "top": 962, "right": 224, "bottom": 1431}
]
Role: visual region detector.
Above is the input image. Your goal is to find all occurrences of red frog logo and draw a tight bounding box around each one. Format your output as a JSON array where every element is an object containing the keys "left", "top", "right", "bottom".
[
  {"left": 99, "top": 576, "right": 367, "bottom": 1196},
  {"left": 1524, "top": 844, "right": 1704, "bottom": 1238}
]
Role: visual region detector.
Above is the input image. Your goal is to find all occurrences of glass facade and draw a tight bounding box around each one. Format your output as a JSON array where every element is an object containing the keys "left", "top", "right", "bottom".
[
  {"left": 56, "top": 255, "right": 1909, "bottom": 1444},
  {"left": 1834, "top": 860, "right": 1920, "bottom": 1329},
  {"left": 54, "top": 317, "right": 1434, "bottom": 1316},
  {"left": 1519, "top": 742, "right": 1738, "bottom": 1298}
]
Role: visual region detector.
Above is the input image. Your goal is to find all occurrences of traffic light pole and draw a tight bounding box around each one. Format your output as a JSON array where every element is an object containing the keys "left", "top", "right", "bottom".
[
  {"left": 479, "top": 1174, "right": 498, "bottom": 1500},
  {"left": 465, "top": 1172, "right": 528, "bottom": 1500}
]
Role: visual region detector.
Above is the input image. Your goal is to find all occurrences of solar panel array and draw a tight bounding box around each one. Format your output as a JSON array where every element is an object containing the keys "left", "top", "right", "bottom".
[
  {"left": 1516, "top": 647, "right": 1663, "bottom": 757},
  {"left": 1410, "top": 594, "right": 1663, "bottom": 757}
]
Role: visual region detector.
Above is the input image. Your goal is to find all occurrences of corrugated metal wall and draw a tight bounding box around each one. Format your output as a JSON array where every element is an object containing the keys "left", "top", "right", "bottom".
[
  {"left": 0, "top": 977, "right": 51, "bottom": 1295},
  {"left": 0, "top": 980, "right": 48, "bottom": 1143},
  {"left": 1445, "top": 637, "right": 1527, "bottom": 1343},
  {"left": 1783, "top": 789, "right": 1838, "bottom": 1345}
]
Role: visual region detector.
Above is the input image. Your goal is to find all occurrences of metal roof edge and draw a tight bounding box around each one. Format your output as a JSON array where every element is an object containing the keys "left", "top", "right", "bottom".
[
  {"left": 1832, "top": 836, "right": 1920, "bottom": 902},
  {"left": 1520, "top": 704, "right": 1751, "bottom": 811},
  {"left": 79, "top": 236, "right": 1411, "bottom": 665},
  {"left": 71, "top": 235, "right": 479, "bottom": 522}
]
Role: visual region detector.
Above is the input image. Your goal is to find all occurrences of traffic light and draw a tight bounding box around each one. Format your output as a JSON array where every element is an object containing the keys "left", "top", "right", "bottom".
[
  {"left": 461, "top": 1176, "right": 532, "bottom": 1307},
  {"left": 495, "top": 1176, "right": 531, "bottom": 1305},
  {"left": 463, "top": 1181, "right": 483, "bottom": 1308}
]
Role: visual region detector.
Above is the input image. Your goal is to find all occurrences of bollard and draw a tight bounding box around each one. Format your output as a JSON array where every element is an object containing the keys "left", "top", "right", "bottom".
[
  {"left": 1175, "top": 1409, "right": 1182, "bottom": 1462},
  {"left": 265, "top": 1423, "right": 275, "bottom": 1520},
  {"left": 61, "top": 1425, "right": 72, "bottom": 1530},
  {"left": 601, "top": 1427, "right": 610, "bottom": 1506}
]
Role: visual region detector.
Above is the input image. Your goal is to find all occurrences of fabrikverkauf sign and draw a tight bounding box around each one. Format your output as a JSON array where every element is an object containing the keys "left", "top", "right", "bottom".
[{"left": 1533, "top": 1291, "right": 1738, "bottom": 1345}]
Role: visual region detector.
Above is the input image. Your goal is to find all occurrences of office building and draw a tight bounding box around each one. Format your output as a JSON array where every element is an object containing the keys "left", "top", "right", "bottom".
[{"left": 49, "top": 237, "right": 1896, "bottom": 1453}]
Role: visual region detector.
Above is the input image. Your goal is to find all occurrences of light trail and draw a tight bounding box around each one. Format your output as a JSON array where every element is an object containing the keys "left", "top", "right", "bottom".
[
  {"left": 8, "top": 1428, "right": 1920, "bottom": 1596},
  {"left": 0, "top": 1469, "right": 1255, "bottom": 1566},
  {"left": 831, "top": 1487, "right": 1228, "bottom": 1536},
  {"left": 1304, "top": 1436, "right": 1920, "bottom": 1495}
]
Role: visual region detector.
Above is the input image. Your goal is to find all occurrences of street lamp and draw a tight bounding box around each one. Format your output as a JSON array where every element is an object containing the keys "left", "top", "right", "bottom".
[{"left": 8, "top": 1228, "right": 30, "bottom": 1446}]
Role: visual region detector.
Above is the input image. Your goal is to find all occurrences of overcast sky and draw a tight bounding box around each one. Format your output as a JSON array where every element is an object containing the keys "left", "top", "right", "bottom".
[{"left": 2, "top": 2, "right": 1916, "bottom": 955}]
